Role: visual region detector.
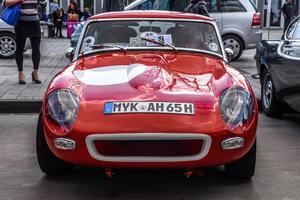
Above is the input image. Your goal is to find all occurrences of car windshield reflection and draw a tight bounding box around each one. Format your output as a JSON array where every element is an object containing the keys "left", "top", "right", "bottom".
[{"left": 79, "top": 20, "right": 222, "bottom": 56}]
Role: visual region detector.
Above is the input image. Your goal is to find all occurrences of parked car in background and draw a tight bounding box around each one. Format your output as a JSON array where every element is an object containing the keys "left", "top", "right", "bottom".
[
  {"left": 37, "top": 11, "right": 258, "bottom": 179},
  {"left": 125, "top": 0, "right": 263, "bottom": 61},
  {"left": 255, "top": 16, "right": 300, "bottom": 117},
  {"left": 0, "top": 19, "right": 30, "bottom": 59}
]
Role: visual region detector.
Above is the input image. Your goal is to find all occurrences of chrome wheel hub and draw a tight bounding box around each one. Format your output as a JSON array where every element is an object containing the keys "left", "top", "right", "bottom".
[
  {"left": 223, "top": 38, "right": 240, "bottom": 58},
  {"left": 0, "top": 36, "right": 16, "bottom": 57},
  {"left": 263, "top": 77, "right": 273, "bottom": 109}
]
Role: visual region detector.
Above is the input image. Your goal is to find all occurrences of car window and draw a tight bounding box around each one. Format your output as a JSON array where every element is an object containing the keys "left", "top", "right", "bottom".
[
  {"left": 132, "top": 0, "right": 189, "bottom": 11},
  {"left": 205, "top": 0, "right": 218, "bottom": 13},
  {"left": 286, "top": 18, "right": 299, "bottom": 39},
  {"left": 133, "top": 0, "right": 169, "bottom": 10},
  {"left": 80, "top": 20, "right": 222, "bottom": 56},
  {"left": 249, "top": 0, "right": 258, "bottom": 12},
  {"left": 220, "top": 0, "right": 246, "bottom": 12}
]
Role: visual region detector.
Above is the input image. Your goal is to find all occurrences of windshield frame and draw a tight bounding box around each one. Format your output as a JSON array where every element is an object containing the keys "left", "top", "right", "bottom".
[{"left": 74, "top": 18, "right": 226, "bottom": 61}]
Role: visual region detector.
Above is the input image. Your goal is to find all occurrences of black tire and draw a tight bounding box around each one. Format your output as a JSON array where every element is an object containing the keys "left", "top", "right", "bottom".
[
  {"left": 0, "top": 32, "right": 17, "bottom": 59},
  {"left": 222, "top": 35, "right": 244, "bottom": 61},
  {"left": 261, "top": 70, "right": 283, "bottom": 118},
  {"left": 36, "top": 114, "right": 75, "bottom": 175},
  {"left": 225, "top": 140, "right": 256, "bottom": 180}
]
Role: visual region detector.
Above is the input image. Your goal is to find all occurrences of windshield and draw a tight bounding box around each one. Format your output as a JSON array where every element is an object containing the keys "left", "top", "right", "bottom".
[{"left": 79, "top": 20, "right": 222, "bottom": 56}]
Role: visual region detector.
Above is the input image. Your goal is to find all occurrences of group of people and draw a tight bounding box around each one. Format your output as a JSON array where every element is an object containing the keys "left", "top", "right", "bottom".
[{"left": 49, "top": 1, "right": 92, "bottom": 38}]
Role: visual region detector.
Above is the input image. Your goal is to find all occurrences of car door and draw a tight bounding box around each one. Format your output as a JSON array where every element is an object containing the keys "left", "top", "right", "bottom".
[
  {"left": 272, "top": 17, "right": 300, "bottom": 112},
  {"left": 219, "top": 0, "right": 251, "bottom": 36}
]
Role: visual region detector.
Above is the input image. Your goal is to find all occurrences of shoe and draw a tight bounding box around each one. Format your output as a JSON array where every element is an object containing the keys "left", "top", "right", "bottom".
[
  {"left": 18, "top": 72, "right": 26, "bottom": 84},
  {"left": 19, "top": 80, "right": 26, "bottom": 85},
  {"left": 32, "top": 72, "right": 42, "bottom": 84}
]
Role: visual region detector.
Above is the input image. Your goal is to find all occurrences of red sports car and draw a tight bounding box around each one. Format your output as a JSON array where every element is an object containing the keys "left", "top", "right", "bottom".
[{"left": 37, "top": 11, "right": 258, "bottom": 179}]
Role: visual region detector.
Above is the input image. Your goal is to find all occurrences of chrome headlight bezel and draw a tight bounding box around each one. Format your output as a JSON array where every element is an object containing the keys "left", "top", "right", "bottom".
[
  {"left": 47, "top": 89, "right": 79, "bottom": 131},
  {"left": 220, "top": 87, "right": 254, "bottom": 130}
]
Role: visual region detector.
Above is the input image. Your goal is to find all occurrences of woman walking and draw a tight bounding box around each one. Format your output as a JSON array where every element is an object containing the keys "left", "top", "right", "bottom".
[{"left": 4, "top": 0, "right": 47, "bottom": 84}]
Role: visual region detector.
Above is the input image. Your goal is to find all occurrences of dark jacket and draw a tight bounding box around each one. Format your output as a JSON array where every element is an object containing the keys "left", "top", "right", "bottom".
[
  {"left": 281, "top": 2, "right": 297, "bottom": 20},
  {"left": 184, "top": 0, "right": 210, "bottom": 17}
]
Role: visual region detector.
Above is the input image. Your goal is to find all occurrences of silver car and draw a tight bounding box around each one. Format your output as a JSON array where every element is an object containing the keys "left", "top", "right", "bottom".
[
  {"left": 125, "top": 0, "right": 263, "bottom": 60},
  {"left": 0, "top": 19, "right": 30, "bottom": 59}
]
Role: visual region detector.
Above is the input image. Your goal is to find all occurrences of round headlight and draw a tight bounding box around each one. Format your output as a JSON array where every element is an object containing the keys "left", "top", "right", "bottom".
[
  {"left": 220, "top": 87, "right": 254, "bottom": 129},
  {"left": 47, "top": 89, "right": 79, "bottom": 131}
]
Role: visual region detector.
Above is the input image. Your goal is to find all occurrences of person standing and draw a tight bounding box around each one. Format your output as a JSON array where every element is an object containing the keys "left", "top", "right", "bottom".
[
  {"left": 53, "top": 8, "right": 64, "bottom": 38},
  {"left": 282, "top": 0, "right": 297, "bottom": 33},
  {"left": 67, "top": 2, "right": 81, "bottom": 38},
  {"left": 82, "top": 7, "right": 92, "bottom": 21},
  {"left": 184, "top": 0, "right": 210, "bottom": 17},
  {"left": 67, "top": 2, "right": 81, "bottom": 21},
  {"left": 4, "top": 0, "right": 47, "bottom": 84},
  {"left": 49, "top": 0, "right": 59, "bottom": 22}
]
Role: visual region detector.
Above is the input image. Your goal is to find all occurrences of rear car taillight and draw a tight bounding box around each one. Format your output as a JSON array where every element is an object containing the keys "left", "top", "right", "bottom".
[{"left": 252, "top": 12, "right": 261, "bottom": 28}]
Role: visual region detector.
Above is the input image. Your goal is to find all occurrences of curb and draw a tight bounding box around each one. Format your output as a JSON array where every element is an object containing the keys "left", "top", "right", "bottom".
[
  {"left": 0, "top": 99, "right": 263, "bottom": 114},
  {"left": 0, "top": 100, "right": 42, "bottom": 113}
]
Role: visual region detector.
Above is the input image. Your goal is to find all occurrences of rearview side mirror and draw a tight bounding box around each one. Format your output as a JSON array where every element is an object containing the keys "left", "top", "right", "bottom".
[
  {"left": 225, "top": 48, "right": 234, "bottom": 62},
  {"left": 65, "top": 47, "right": 75, "bottom": 61}
]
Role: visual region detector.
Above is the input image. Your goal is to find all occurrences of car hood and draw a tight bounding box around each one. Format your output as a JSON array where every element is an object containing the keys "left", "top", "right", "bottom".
[
  {"left": 47, "top": 51, "right": 253, "bottom": 133},
  {"left": 67, "top": 52, "right": 232, "bottom": 99}
]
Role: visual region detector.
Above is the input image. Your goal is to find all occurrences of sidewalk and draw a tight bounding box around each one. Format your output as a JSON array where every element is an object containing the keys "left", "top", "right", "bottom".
[
  {"left": 0, "top": 29, "right": 284, "bottom": 113},
  {"left": 0, "top": 36, "right": 70, "bottom": 112}
]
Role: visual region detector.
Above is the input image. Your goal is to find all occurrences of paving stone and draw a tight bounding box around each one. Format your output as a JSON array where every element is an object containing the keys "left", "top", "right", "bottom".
[{"left": 0, "top": 95, "right": 18, "bottom": 100}]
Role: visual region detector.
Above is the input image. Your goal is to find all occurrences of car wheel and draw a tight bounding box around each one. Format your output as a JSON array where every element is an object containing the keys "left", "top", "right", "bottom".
[
  {"left": 225, "top": 140, "right": 256, "bottom": 180},
  {"left": 261, "top": 70, "right": 283, "bottom": 118},
  {"left": 0, "top": 32, "right": 17, "bottom": 59},
  {"left": 36, "top": 114, "right": 75, "bottom": 175},
  {"left": 223, "top": 35, "right": 243, "bottom": 61}
]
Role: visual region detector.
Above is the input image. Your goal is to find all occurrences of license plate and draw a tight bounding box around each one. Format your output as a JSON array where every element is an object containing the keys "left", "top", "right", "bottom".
[{"left": 104, "top": 102, "right": 195, "bottom": 115}]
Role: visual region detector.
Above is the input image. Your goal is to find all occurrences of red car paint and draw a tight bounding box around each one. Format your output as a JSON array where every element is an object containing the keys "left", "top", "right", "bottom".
[{"left": 41, "top": 12, "right": 258, "bottom": 169}]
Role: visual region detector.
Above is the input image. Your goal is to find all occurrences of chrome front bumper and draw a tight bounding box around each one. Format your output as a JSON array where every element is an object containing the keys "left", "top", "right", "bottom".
[{"left": 85, "top": 133, "right": 212, "bottom": 163}]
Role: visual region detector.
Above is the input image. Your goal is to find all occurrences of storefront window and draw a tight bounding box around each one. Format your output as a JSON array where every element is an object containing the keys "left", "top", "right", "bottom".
[{"left": 270, "top": 0, "right": 282, "bottom": 27}]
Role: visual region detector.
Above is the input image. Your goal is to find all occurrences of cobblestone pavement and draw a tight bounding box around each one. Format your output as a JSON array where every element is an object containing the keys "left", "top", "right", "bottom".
[
  {"left": 0, "top": 29, "right": 283, "bottom": 102},
  {"left": 0, "top": 37, "right": 70, "bottom": 101}
]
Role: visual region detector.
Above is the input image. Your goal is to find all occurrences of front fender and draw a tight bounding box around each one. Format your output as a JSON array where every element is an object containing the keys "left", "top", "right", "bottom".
[{"left": 255, "top": 40, "right": 280, "bottom": 76}]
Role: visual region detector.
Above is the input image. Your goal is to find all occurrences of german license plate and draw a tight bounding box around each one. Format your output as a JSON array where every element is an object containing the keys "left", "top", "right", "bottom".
[{"left": 104, "top": 102, "right": 195, "bottom": 115}]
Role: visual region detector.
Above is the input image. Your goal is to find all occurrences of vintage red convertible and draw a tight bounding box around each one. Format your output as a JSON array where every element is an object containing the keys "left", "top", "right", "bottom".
[{"left": 37, "top": 11, "right": 258, "bottom": 179}]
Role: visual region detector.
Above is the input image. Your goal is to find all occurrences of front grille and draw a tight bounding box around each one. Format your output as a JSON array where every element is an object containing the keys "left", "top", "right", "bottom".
[{"left": 93, "top": 140, "right": 203, "bottom": 157}]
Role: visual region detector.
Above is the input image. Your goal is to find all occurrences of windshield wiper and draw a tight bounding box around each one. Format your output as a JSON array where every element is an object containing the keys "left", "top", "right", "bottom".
[
  {"left": 90, "top": 44, "right": 127, "bottom": 53},
  {"left": 140, "top": 37, "right": 178, "bottom": 53}
]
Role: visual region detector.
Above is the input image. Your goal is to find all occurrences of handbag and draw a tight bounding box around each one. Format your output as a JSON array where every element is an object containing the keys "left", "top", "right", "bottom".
[{"left": 0, "top": 4, "right": 21, "bottom": 26}]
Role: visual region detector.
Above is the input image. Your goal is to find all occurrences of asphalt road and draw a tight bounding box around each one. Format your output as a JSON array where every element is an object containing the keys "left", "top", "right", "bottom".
[{"left": 0, "top": 114, "right": 300, "bottom": 200}]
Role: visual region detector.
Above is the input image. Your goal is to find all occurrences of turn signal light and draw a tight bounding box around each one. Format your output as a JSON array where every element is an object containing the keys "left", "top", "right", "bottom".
[
  {"left": 222, "top": 137, "right": 244, "bottom": 150},
  {"left": 54, "top": 138, "right": 76, "bottom": 150}
]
